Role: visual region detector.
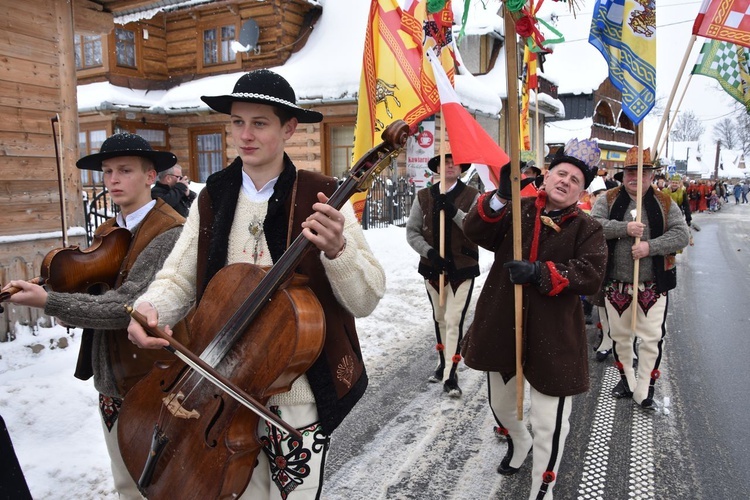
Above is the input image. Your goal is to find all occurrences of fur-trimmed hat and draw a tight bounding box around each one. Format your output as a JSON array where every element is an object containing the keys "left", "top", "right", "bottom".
[
  {"left": 76, "top": 133, "right": 177, "bottom": 172},
  {"left": 201, "top": 69, "right": 323, "bottom": 123},
  {"left": 548, "top": 138, "right": 600, "bottom": 188}
]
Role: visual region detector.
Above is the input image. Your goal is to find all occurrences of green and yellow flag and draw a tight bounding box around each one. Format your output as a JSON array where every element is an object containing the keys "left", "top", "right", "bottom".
[{"left": 692, "top": 39, "right": 750, "bottom": 111}]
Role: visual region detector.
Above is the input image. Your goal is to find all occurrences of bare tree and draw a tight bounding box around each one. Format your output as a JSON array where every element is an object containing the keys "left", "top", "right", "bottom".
[
  {"left": 732, "top": 107, "right": 750, "bottom": 156},
  {"left": 713, "top": 117, "right": 737, "bottom": 149},
  {"left": 669, "top": 110, "right": 705, "bottom": 141}
]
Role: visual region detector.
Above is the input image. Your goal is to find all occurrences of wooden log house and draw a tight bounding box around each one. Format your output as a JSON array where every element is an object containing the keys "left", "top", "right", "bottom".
[{"left": 0, "top": 0, "right": 560, "bottom": 338}]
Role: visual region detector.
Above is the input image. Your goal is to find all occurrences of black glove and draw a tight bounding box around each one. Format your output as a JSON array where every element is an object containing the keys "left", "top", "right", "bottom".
[
  {"left": 434, "top": 193, "right": 458, "bottom": 218},
  {"left": 497, "top": 163, "right": 536, "bottom": 200},
  {"left": 503, "top": 260, "right": 542, "bottom": 285},
  {"left": 427, "top": 248, "right": 449, "bottom": 273}
]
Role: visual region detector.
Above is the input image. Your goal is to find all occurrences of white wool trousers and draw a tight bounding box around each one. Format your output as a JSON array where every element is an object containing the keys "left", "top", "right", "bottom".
[
  {"left": 595, "top": 305, "right": 613, "bottom": 352},
  {"left": 100, "top": 414, "right": 144, "bottom": 500},
  {"left": 488, "top": 372, "right": 573, "bottom": 500},
  {"left": 424, "top": 278, "right": 474, "bottom": 382},
  {"left": 240, "top": 402, "right": 328, "bottom": 500},
  {"left": 605, "top": 282, "right": 668, "bottom": 404}
]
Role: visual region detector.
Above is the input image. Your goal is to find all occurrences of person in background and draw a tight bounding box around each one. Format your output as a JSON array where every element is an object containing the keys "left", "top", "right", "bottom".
[
  {"left": 151, "top": 163, "right": 197, "bottom": 217},
  {"left": 666, "top": 173, "right": 693, "bottom": 246},
  {"left": 461, "top": 138, "right": 607, "bottom": 499},
  {"left": 742, "top": 180, "right": 749, "bottom": 204},
  {"left": 406, "top": 151, "right": 480, "bottom": 397},
  {"left": 127, "top": 69, "right": 385, "bottom": 499},
  {"left": 591, "top": 146, "right": 689, "bottom": 411},
  {"left": 3, "top": 133, "right": 188, "bottom": 499},
  {"left": 585, "top": 176, "right": 613, "bottom": 361},
  {"left": 708, "top": 189, "right": 720, "bottom": 212},
  {"left": 733, "top": 182, "right": 742, "bottom": 204}
]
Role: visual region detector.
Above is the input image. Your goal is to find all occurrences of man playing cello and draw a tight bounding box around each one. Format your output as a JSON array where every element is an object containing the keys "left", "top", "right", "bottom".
[{"left": 128, "top": 69, "right": 385, "bottom": 499}]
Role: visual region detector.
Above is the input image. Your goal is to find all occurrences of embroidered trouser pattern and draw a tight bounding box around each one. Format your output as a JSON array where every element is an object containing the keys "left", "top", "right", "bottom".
[
  {"left": 239, "top": 403, "right": 329, "bottom": 500},
  {"left": 488, "top": 373, "right": 572, "bottom": 500},
  {"left": 98, "top": 395, "right": 143, "bottom": 500},
  {"left": 604, "top": 280, "right": 668, "bottom": 404},
  {"left": 424, "top": 278, "right": 474, "bottom": 382}
]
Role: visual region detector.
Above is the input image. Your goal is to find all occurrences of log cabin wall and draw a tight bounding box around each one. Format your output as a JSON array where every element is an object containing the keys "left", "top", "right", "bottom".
[{"left": 0, "top": 0, "right": 89, "bottom": 338}]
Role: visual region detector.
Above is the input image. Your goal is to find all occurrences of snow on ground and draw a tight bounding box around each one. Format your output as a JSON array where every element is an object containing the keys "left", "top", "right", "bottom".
[{"left": 0, "top": 225, "right": 493, "bottom": 499}]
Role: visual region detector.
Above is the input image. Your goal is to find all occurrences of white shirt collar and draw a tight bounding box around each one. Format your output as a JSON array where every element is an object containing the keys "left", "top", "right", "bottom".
[
  {"left": 241, "top": 170, "right": 279, "bottom": 202},
  {"left": 116, "top": 199, "right": 156, "bottom": 231}
]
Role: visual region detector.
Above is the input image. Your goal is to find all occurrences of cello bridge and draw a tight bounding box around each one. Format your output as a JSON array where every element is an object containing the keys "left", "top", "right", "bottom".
[{"left": 163, "top": 392, "right": 200, "bottom": 419}]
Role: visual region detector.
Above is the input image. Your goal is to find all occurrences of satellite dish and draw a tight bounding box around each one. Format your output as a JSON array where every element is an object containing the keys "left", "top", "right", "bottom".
[{"left": 238, "top": 19, "right": 260, "bottom": 51}]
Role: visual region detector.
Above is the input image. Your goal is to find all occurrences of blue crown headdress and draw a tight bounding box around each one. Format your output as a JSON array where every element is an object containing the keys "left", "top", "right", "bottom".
[{"left": 549, "top": 138, "right": 601, "bottom": 188}]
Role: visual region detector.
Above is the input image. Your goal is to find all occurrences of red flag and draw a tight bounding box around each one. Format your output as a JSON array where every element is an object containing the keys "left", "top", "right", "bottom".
[
  {"left": 692, "top": 0, "right": 750, "bottom": 48},
  {"left": 427, "top": 52, "right": 509, "bottom": 188}
]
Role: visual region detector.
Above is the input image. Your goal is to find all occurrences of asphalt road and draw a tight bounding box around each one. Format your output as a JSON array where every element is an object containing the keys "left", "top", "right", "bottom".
[{"left": 323, "top": 202, "right": 750, "bottom": 500}]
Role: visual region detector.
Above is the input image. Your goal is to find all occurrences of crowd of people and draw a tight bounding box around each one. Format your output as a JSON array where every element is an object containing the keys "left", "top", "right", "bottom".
[{"left": 1, "top": 67, "right": 748, "bottom": 499}]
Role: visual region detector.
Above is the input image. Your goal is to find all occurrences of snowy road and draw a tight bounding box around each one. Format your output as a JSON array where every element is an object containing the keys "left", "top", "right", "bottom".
[{"left": 4, "top": 207, "right": 750, "bottom": 499}]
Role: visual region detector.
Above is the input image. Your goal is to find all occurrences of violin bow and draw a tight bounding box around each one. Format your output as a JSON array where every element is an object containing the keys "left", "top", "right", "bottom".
[{"left": 126, "top": 306, "right": 303, "bottom": 440}]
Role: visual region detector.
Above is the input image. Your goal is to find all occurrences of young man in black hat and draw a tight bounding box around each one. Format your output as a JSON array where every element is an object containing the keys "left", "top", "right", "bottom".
[
  {"left": 591, "top": 147, "right": 689, "bottom": 410},
  {"left": 127, "top": 69, "right": 385, "bottom": 499},
  {"left": 406, "top": 151, "right": 480, "bottom": 397},
  {"left": 461, "top": 139, "right": 607, "bottom": 499},
  {"left": 4, "top": 133, "right": 188, "bottom": 498}
]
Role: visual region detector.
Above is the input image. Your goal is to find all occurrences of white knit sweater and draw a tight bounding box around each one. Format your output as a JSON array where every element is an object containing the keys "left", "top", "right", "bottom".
[{"left": 137, "top": 191, "right": 385, "bottom": 406}]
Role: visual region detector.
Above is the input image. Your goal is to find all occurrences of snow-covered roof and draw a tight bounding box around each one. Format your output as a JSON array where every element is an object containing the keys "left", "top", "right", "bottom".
[
  {"left": 545, "top": 117, "right": 592, "bottom": 144},
  {"left": 669, "top": 141, "right": 749, "bottom": 179},
  {"left": 536, "top": 3, "right": 608, "bottom": 96},
  {"left": 79, "top": 0, "right": 563, "bottom": 119}
]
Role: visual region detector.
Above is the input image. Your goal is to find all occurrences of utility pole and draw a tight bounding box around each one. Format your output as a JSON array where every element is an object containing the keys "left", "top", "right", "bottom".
[{"left": 714, "top": 140, "right": 721, "bottom": 180}]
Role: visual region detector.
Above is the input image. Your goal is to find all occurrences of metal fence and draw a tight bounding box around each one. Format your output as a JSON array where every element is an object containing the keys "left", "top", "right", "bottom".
[
  {"left": 361, "top": 173, "right": 416, "bottom": 230},
  {"left": 82, "top": 172, "right": 417, "bottom": 242},
  {"left": 83, "top": 186, "right": 118, "bottom": 245}
]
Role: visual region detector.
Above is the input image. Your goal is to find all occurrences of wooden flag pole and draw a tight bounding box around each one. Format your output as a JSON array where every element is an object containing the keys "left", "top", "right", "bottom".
[
  {"left": 535, "top": 90, "right": 542, "bottom": 169},
  {"left": 651, "top": 35, "right": 697, "bottom": 153},
  {"left": 655, "top": 74, "right": 693, "bottom": 160},
  {"left": 503, "top": 8, "right": 525, "bottom": 420},
  {"left": 439, "top": 117, "right": 447, "bottom": 307},
  {"left": 631, "top": 125, "right": 644, "bottom": 333}
]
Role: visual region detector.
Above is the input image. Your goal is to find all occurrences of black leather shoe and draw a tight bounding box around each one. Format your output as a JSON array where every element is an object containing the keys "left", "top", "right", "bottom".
[
  {"left": 443, "top": 378, "right": 462, "bottom": 398},
  {"left": 497, "top": 454, "right": 520, "bottom": 475},
  {"left": 612, "top": 380, "right": 633, "bottom": 399},
  {"left": 639, "top": 398, "right": 656, "bottom": 411},
  {"left": 595, "top": 349, "right": 612, "bottom": 362}
]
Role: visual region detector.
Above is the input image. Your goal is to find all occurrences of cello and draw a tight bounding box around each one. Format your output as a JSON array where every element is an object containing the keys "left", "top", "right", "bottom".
[{"left": 118, "top": 120, "right": 409, "bottom": 499}]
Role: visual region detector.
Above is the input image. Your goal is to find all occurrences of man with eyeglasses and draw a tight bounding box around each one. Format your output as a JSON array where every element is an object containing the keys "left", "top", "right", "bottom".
[{"left": 152, "top": 163, "right": 197, "bottom": 217}]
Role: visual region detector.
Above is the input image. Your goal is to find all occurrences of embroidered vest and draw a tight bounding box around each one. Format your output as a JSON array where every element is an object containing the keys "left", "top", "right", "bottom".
[{"left": 195, "top": 157, "right": 367, "bottom": 434}]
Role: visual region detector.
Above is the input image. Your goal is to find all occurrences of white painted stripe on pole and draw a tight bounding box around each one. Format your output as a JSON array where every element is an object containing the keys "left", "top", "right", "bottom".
[
  {"left": 628, "top": 405, "right": 656, "bottom": 499},
  {"left": 577, "top": 366, "right": 619, "bottom": 499}
]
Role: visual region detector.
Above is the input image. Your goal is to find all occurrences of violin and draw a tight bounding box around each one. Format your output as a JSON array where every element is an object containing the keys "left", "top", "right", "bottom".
[
  {"left": 0, "top": 226, "right": 132, "bottom": 311},
  {"left": 117, "top": 120, "right": 410, "bottom": 499}
]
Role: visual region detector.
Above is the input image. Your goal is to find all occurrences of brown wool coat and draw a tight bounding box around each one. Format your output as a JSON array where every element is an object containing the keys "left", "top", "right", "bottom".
[{"left": 461, "top": 193, "right": 608, "bottom": 396}]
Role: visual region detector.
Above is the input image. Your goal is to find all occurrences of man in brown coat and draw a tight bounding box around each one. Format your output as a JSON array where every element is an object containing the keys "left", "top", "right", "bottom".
[{"left": 462, "top": 139, "right": 608, "bottom": 499}]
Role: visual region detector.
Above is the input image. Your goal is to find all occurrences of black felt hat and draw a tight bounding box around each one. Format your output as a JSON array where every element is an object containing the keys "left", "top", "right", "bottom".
[
  {"left": 427, "top": 154, "right": 470, "bottom": 173},
  {"left": 201, "top": 69, "right": 323, "bottom": 123},
  {"left": 76, "top": 133, "right": 177, "bottom": 172}
]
